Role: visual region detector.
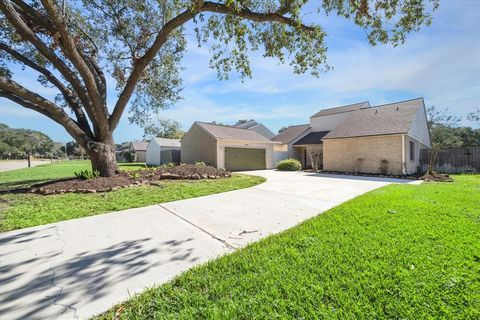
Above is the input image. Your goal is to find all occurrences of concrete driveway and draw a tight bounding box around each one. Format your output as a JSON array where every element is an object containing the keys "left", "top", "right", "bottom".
[{"left": 0, "top": 171, "right": 419, "bottom": 319}]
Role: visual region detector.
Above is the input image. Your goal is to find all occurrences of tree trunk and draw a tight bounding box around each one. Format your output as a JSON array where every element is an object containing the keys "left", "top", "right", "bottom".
[{"left": 86, "top": 136, "right": 118, "bottom": 177}]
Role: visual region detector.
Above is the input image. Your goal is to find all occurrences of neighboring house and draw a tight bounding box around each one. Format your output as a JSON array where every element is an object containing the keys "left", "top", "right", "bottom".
[
  {"left": 233, "top": 120, "right": 276, "bottom": 139},
  {"left": 181, "top": 122, "right": 279, "bottom": 171},
  {"left": 130, "top": 141, "right": 148, "bottom": 162},
  {"left": 146, "top": 137, "right": 181, "bottom": 166},
  {"left": 182, "top": 98, "right": 431, "bottom": 174},
  {"left": 272, "top": 98, "right": 431, "bottom": 175}
]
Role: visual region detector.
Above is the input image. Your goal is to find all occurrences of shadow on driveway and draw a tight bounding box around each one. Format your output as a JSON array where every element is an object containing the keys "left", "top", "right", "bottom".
[{"left": 0, "top": 232, "right": 198, "bottom": 319}]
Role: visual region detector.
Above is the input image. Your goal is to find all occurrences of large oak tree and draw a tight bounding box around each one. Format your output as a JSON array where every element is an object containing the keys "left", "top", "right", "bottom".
[{"left": 0, "top": 0, "right": 438, "bottom": 176}]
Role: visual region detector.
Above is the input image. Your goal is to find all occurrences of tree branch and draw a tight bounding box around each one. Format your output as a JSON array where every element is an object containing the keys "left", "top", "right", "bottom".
[
  {"left": 10, "top": 0, "right": 106, "bottom": 109},
  {"left": 40, "top": 0, "right": 109, "bottom": 136},
  {"left": 109, "top": 1, "right": 316, "bottom": 130},
  {"left": 349, "top": 0, "right": 372, "bottom": 19},
  {"left": 202, "top": 1, "right": 315, "bottom": 32},
  {"left": 109, "top": 8, "right": 196, "bottom": 130},
  {"left": 0, "top": 42, "right": 93, "bottom": 137},
  {"left": 0, "top": 1, "right": 90, "bottom": 107},
  {"left": 0, "top": 0, "right": 105, "bottom": 136},
  {"left": 0, "top": 77, "right": 90, "bottom": 144}
]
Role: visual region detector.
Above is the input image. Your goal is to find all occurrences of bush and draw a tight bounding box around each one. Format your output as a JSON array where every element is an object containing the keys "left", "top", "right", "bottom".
[
  {"left": 276, "top": 159, "right": 302, "bottom": 171},
  {"left": 379, "top": 159, "right": 389, "bottom": 175},
  {"left": 74, "top": 169, "right": 100, "bottom": 180},
  {"left": 195, "top": 161, "right": 206, "bottom": 166}
]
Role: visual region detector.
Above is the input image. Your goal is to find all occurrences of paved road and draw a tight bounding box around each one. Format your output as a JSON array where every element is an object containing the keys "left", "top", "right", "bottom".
[
  {"left": 0, "top": 160, "right": 51, "bottom": 172},
  {"left": 0, "top": 171, "right": 420, "bottom": 319}
]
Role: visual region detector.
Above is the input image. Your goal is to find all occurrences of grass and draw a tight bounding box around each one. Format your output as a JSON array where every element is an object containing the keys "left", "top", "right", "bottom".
[
  {"left": 96, "top": 175, "right": 480, "bottom": 320},
  {"left": 0, "top": 161, "right": 265, "bottom": 232},
  {"left": 0, "top": 160, "right": 146, "bottom": 191}
]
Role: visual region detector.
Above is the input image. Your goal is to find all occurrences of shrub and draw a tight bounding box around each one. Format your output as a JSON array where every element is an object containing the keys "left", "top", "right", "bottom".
[
  {"left": 130, "top": 172, "right": 140, "bottom": 180},
  {"left": 276, "top": 159, "right": 302, "bottom": 171},
  {"left": 379, "top": 159, "right": 389, "bottom": 175},
  {"left": 74, "top": 169, "right": 100, "bottom": 180},
  {"left": 195, "top": 161, "right": 206, "bottom": 166}
]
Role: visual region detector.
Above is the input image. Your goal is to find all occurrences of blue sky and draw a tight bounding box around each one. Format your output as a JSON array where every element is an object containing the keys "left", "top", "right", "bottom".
[{"left": 1, "top": 0, "right": 479, "bottom": 143}]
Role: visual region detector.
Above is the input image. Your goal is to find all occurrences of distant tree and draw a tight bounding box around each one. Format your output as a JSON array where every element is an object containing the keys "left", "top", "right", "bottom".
[
  {"left": 278, "top": 126, "right": 289, "bottom": 133},
  {"left": 50, "top": 142, "right": 65, "bottom": 158},
  {"left": 0, "top": 123, "right": 54, "bottom": 160},
  {"left": 467, "top": 109, "right": 480, "bottom": 122},
  {"left": 143, "top": 119, "right": 185, "bottom": 140},
  {"left": 426, "top": 106, "right": 480, "bottom": 173},
  {"left": 61, "top": 141, "right": 86, "bottom": 158},
  {"left": 427, "top": 106, "right": 460, "bottom": 128},
  {"left": 235, "top": 119, "right": 252, "bottom": 125},
  {"left": 209, "top": 121, "right": 228, "bottom": 126},
  {"left": 427, "top": 106, "right": 479, "bottom": 148}
]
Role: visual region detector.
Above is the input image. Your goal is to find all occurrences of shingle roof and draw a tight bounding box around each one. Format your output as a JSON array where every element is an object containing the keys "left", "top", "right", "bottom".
[
  {"left": 152, "top": 137, "right": 181, "bottom": 147},
  {"left": 131, "top": 141, "right": 148, "bottom": 151},
  {"left": 323, "top": 98, "right": 424, "bottom": 139},
  {"left": 311, "top": 101, "right": 370, "bottom": 118},
  {"left": 196, "top": 122, "right": 275, "bottom": 142},
  {"left": 293, "top": 131, "right": 330, "bottom": 145},
  {"left": 271, "top": 124, "right": 310, "bottom": 143}
]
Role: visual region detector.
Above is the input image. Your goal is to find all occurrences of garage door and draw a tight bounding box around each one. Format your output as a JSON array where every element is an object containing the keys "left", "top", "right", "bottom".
[{"left": 225, "top": 147, "right": 266, "bottom": 171}]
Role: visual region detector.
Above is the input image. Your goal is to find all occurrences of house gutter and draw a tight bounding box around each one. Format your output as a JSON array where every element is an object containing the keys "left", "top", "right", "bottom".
[{"left": 401, "top": 134, "right": 407, "bottom": 175}]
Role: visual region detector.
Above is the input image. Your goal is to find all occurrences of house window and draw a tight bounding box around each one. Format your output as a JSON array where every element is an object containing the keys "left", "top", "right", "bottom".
[{"left": 409, "top": 141, "right": 415, "bottom": 161}]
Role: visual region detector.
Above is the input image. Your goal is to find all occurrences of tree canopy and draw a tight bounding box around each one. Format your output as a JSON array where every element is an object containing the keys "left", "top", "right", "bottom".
[
  {"left": 0, "top": 0, "right": 439, "bottom": 175},
  {"left": 427, "top": 106, "right": 480, "bottom": 148},
  {"left": 143, "top": 119, "right": 185, "bottom": 139},
  {"left": 0, "top": 122, "right": 61, "bottom": 158}
]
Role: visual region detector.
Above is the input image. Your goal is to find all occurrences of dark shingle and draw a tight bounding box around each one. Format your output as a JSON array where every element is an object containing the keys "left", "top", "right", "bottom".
[
  {"left": 310, "top": 101, "right": 370, "bottom": 118},
  {"left": 323, "top": 98, "right": 424, "bottom": 139},
  {"left": 293, "top": 131, "right": 330, "bottom": 145},
  {"left": 271, "top": 124, "right": 310, "bottom": 143}
]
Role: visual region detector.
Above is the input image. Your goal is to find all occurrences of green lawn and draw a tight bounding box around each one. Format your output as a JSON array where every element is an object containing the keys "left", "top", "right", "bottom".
[
  {"left": 0, "top": 161, "right": 265, "bottom": 232},
  {"left": 96, "top": 175, "right": 480, "bottom": 320},
  {"left": 0, "top": 160, "right": 146, "bottom": 191}
]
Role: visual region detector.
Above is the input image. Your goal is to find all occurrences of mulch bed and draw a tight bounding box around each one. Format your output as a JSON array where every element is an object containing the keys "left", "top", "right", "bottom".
[
  {"left": 419, "top": 172, "right": 454, "bottom": 182},
  {"left": 29, "top": 165, "right": 231, "bottom": 195}
]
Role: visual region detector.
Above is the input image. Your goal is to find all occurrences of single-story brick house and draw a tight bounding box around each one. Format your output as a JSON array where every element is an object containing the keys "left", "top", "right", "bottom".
[
  {"left": 181, "top": 122, "right": 280, "bottom": 171},
  {"left": 181, "top": 98, "right": 431, "bottom": 174},
  {"left": 272, "top": 98, "right": 431, "bottom": 175}
]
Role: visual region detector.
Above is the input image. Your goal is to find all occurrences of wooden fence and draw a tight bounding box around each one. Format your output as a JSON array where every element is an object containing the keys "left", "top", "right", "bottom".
[{"left": 420, "top": 146, "right": 480, "bottom": 173}]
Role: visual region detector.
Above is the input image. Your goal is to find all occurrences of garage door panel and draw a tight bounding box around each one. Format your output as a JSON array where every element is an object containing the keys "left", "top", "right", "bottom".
[{"left": 225, "top": 147, "right": 266, "bottom": 171}]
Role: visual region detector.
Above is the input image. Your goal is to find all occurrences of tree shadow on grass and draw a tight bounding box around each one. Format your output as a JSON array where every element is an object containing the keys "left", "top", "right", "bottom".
[{"left": 0, "top": 233, "right": 198, "bottom": 320}]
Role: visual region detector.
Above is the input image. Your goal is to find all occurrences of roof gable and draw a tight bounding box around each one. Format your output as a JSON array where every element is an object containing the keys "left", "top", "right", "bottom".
[
  {"left": 323, "top": 98, "right": 424, "bottom": 139},
  {"left": 196, "top": 122, "right": 274, "bottom": 143},
  {"left": 151, "top": 137, "right": 181, "bottom": 147},
  {"left": 131, "top": 141, "right": 148, "bottom": 151},
  {"left": 311, "top": 101, "right": 370, "bottom": 118},
  {"left": 272, "top": 124, "right": 310, "bottom": 143}
]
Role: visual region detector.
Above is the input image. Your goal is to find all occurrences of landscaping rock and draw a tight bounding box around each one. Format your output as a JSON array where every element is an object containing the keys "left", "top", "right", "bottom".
[{"left": 27, "top": 164, "right": 231, "bottom": 195}]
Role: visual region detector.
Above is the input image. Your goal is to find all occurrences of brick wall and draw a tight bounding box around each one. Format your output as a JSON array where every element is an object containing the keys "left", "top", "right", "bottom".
[
  {"left": 323, "top": 135, "right": 403, "bottom": 174},
  {"left": 181, "top": 125, "right": 217, "bottom": 167}
]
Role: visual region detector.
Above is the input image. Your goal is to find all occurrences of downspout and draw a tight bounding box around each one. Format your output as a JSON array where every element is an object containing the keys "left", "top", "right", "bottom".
[{"left": 401, "top": 134, "right": 407, "bottom": 175}]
